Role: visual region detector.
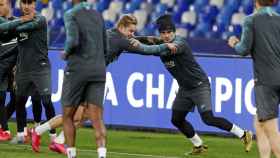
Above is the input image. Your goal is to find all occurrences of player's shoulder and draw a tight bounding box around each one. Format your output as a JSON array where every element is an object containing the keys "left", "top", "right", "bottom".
[
  {"left": 33, "top": 14, "right": 47, "bottom": 23},
  {"left": 34, "top": 14, "right": 46, "bottom": 20},
  {"left": 108, "top": 28, "right": 127, "bottom": 40},
  {"left": 64, "top": 3, "right": 82, "bottom": 17},
  {"left": 64, "top": 7, "right": 76, "bottom": 17},
  {"left": 65, "top": 2, "right": 97, "bottom": 18},
  {"left": 175, "top": 35, "right": 187, "bottom": 41},
  {"left": 174, "top": 35, "right": 187, "bottom": 45},
  {"left": 241, "top": 14, "right": 254, "bottom": 25}
]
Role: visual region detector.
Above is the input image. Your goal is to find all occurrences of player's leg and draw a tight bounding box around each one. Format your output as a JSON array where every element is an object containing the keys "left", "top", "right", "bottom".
[
  {"left": 73, "top": 105, "right": 87, "bottom": 127},
  {"left": 193, "top": 85, "right": 252, "bottom": 152},
  {"left": 35, "top": 106, "right": 86, "bottom": 138},
  {"left": 6, "top": 90, "right": 16, "bottom": 119},
  {"left": 6, "top": 68, "right": 16, "bottom": 120},
  {"left": 0, "top": 91, "right": 7, "bottom": 130},
  {"left": 171, "top": 109, "right": 208, "bottom": 155},
  {"left": 34, "top": 72, "right": 56, "bottom": 139},
  {"left": 49, "top": 106, "right": 88, "bottom": 155},
  {"left": 199, "top": 110, "right": 252, "bottom": 152},
  {"left": 85, "top": 82, "right": 107, "bottom": 158},
  {"left": 41, "top": 95, "right": 56, "bottom": 138},
  {"left": 0, "top": 77, "right": 9, "bottom": 134},
  {"left": 254, "top": 116, "right": 271, "bottom": 158},
  {"left": 61, "top": 73, "right": 85, "bottom": 158},
  {"left": 31, "top": 94, "right": 42, "bottom": 127},
  {"left": 87, "top": 104, "right": 106, "bottom": 158},
  {"left": 255, "top": 85, "right": 280, "bottom": 157},
  {"left": 0, "top": 89, "right": 11, "bottom": 141},
  {"left": 63, "top": 106, "right": 78, "bottom": 157},
  {"left": 11, "top": 95, "right": 28, "bottom": 144},
  {"left": 262, "top": 119, "right": 280, "bottom": 158},
  {"left": 35, "top": 115, "right": 63, "bottom": 135},
  {"left": 171, "top": 88, "right": 207, "bottom": 155},
  {"left": 31, "top": 114, "right": 63, "bottom": 152},
  {"left": 11, "top": 76, "right": 33, "bottom": 144}
]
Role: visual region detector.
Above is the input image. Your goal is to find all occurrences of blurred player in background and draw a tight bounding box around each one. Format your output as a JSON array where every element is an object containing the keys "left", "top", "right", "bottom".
[
  {"left": 0, "top": 0, "right": 56, "bottom": 144},
  {"left": 0, "top": 0, "right": 18, "bottom": 141}
]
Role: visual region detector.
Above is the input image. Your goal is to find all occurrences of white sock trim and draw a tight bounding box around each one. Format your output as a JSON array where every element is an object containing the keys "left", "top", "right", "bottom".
[
  {"left": 54, "top": 131, "right": 65, "bottom": 144},
  {"left": 230, "top": 124, "right": 245, "bottom": 138},
  {"left": 190, "top": 134, "right": 203, "bottom": 147},
  {"left": 97, "top": 147, "right": 107, "bottom": 158},
  {"left": 66, "top": 147, "right": 76, "bottom": 158},
  {"left": 17, "top": 132, "right": 25, "bottom": 137},
  {"left": 35, "top": 122, "right": 51, "bottom": 135}
]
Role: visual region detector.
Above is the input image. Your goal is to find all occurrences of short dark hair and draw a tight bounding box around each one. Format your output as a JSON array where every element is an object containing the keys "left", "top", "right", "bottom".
[
  {"left": 256, "top": 0, "right": 277, "bottom": 6},
  {"left": 21, "top": 0, "right": 36, "bottom": 4},
  {"left": 156, "top": 14, "right": 176, "bottom": 33}
]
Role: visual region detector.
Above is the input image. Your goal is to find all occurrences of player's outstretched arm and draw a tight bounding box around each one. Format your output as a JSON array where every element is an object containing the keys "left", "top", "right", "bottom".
[
  {"left": 228, "top": 16, "right": 253, "bottom": 56},
  {"left": 128, "top": 38, "right": 170, "bottom": 56},
  {"left": 0, "top": 18, "right": 23, "bottom": 33},
  {"left": 130, "top": 36, "right": 187, "bottom": 56},
  {"left": 0, "top": 17, "right": 8, "bottom": 24},
  {"left": 0, "top": 14, "right": 34, "bottom": 33},
  {"left": 15, "top": 15, "right": 45, "bottom": 32},
  {"left": 134, "top": 36, "right": 162, "bottom": 45}
]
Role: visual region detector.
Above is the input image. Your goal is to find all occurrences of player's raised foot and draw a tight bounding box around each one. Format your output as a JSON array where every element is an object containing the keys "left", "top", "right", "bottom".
[
  {"left": 241, "top": 130, "right": 253, "bottom": 152},
  {"left": 0, "top": 131, "right": 12, "bottom": 141},
  {"left": 31, "top": 129, "right": 41, "bottom": 152},
  {"left": 49, "top": 141, "right": 66, "bottom": 155},
  {"left": 185, "top": 145, "right": 208, "bottom": 156}
]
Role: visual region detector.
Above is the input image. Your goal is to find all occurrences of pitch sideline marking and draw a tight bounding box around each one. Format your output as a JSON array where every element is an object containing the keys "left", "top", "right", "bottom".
[{"left": 0, "top": 143, "right": 181, "bottom": 158}]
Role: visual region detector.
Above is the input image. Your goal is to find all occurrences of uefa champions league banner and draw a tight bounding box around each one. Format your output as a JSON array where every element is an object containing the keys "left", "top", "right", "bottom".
[{"left": 23, "top": 50, "right": 255, "bottom": 133}]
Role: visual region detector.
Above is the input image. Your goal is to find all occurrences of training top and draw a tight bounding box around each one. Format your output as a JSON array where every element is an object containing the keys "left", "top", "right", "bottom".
[
  {"left": 234, "top": 7, "right": 280, "bottom": 85},
  {"left": 64, "top": 2, "right": 106, "bottom": 81}
]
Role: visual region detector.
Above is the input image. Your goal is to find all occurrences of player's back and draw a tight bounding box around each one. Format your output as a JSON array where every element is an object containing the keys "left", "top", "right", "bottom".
[
  {"left": 65, "top": 2, "right": 106, "bottom": 81},
  {"left": 251, "top": 10, "right": 280, "bottom": 85}
]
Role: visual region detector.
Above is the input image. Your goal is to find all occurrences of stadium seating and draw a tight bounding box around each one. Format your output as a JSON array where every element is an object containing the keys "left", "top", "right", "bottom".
[{"left": 10, "top": 0, "right": 280, "bottom": 47}]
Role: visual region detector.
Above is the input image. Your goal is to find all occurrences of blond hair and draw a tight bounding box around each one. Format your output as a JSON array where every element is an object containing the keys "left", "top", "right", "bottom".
[{"left": 117, "top": 14, "right": 137, "bottom": 28}]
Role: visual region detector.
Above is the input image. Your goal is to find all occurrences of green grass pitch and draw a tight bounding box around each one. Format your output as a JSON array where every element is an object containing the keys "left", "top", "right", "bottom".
[{"left": 0, "top": 123, "right": 262, "bottom": 158}]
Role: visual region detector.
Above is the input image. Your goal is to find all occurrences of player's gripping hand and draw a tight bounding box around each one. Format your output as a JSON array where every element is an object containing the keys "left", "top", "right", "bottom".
[
  {"left": 166, "top": 43, "right": 178, "bottom": 54},
  {"left": 228, "top": 36, "right": 240, "bottom": 48},
  {"left": 20, "top": 10, "right": 35, "bottom": 22},
  {"left": 130, "top": 38, "right": 141, "bottom": 47}
]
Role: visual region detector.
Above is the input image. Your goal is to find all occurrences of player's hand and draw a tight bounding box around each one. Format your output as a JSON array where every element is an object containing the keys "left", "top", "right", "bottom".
[
  {"left": 60, "top": 51, "right": 68, "bottom": 60},
  {"left": 228, "top": 36, "right": 240, "bottom": 48},
  {"left": 147, "top": 36, "right": 158, "bottom": 44},
  {"left": 130, "top": 38, "right": 141, "bottom": 47},
  {"left": 20, "top": 15, "right": 31, "bottom": 22},
  {"left": 20, "top": 13, "right": 35, "bottom": 22},
  {"left": 166, "top": 43, "right": 177, "bottom": 54}
]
